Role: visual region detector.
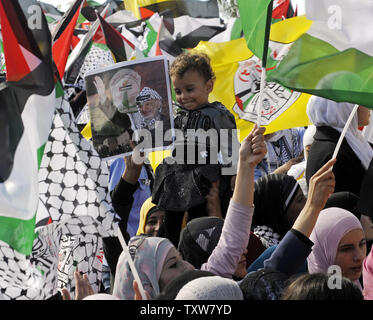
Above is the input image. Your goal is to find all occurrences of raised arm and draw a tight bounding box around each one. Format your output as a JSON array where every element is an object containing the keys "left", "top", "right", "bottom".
[
  {"left": 292, "top": 158, "right": 336, "bottom": 237},
  {"left": 201, "top": 125, "right": 266, "bottom": 278},
  {"left": 264, "top": 158, "right": 336, "bottom": 275}
]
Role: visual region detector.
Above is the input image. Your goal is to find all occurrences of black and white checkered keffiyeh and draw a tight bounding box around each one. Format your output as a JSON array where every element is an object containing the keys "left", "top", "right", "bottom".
[
  {"left": 253, "top": 225, "right": 281, "bottom": 248},
  {"left": 136, "top": 87, "right": 162, "bottom": 104}
]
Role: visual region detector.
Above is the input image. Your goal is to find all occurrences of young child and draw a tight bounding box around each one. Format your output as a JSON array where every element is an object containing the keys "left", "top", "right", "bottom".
[{"left": 152, "top": 52, "right": 239, "bottom": 245}]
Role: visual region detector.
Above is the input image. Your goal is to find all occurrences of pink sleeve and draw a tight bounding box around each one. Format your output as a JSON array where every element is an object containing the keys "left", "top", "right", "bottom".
[
  {"left": 200, "top": 199, "right": 253, "bottom": 278},
  {"left": 363, "top": 246, "right": 373, "bottom": 300}
]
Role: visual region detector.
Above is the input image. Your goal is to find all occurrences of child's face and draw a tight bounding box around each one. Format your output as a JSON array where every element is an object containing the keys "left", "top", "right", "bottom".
[{"left": 171, "top": 69, "right": 213, "bottom": 111}]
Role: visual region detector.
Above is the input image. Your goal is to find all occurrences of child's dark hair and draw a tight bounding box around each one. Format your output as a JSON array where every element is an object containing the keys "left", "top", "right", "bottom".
[{"left": 170, "top": 52, "right": 216, "bottom": 82}]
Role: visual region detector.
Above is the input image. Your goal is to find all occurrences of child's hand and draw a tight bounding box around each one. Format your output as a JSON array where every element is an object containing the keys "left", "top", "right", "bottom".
[{"left": 239, "top": 124, "right": 266, "bottom": 169}]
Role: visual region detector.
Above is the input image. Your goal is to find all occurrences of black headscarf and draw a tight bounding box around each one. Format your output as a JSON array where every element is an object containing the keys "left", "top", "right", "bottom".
[
  {"left": 252, "top": 173, "right": 300, "bottom": 237},
  {"left": 178, "top": 216, "right": 224, "bottom": 269},
  {"left": 324, "top": 191, "right": 361, "bottom": 220}
]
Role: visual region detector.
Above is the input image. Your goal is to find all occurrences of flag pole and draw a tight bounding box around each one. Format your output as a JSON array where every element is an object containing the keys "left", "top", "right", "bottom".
[
  {"left": 117, "top": 227, "right": 148, "bottom": 300},
  {"left": 256, "top": 68, "right": 267, "bottom": 127},
  {"left": 256, "top": 0, "right": 273, "bottom": 127},
  {"left": 332, "top": 104, "right": 359, "bottom": 161}
]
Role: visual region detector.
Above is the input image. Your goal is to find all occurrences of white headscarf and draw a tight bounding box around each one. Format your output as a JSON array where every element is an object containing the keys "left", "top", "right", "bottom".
[
  {"left": 303, "top": 125, "right": 316, "bottom": 159},
  {"left": 307, "top": 96, "right": 373, "bottom": 170}
]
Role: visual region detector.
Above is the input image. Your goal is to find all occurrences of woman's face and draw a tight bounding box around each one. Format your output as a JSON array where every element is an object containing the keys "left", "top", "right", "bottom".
[
  {"left": 144, "top": 210, "right": 165, "bottom": 237},
  {"left": 334, "top": 228, "right": 366, "bottom": 281},
  {"left": 159, "top": 247, "right": 194, "bottom": 291}
]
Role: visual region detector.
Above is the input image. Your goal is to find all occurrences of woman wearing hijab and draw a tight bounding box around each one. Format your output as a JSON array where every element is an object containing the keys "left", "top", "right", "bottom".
[
  {"left": 307, "top": 207, "right": 366, "bottom": 289},
  {"left": 306, "top": 96, "right": 372, "bottom": 195},
  {"left": 112, "top": 124, "right": 267, "bottom": 299},
  {"left": 136, "top": 197, "right": 165, "bottom": 237},
  {"left": 252, "top": 173, "right": 306, "bottom": 247}
]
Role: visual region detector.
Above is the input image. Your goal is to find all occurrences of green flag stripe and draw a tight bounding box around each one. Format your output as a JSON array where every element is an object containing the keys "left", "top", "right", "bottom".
[
  {"left": 37, "top": 143, "right": 46, "bottom": 169},
  {"left": 237, "top": 0, "right": 272, "bottom": 61},
  {"left": 55, "top": 80, "right": 64, "bottom": 98},
  {"left": 143, "top": 21, "right": 157, "bottom": 57},
  {"left": 230, "top": 18, "right": 243, "bottom": 40},
  {"left": 0, "top": 214, "right": 37, "bottom": 255},
  {"left": 268, "top": 33, "right": 373, "bottom": 108}
]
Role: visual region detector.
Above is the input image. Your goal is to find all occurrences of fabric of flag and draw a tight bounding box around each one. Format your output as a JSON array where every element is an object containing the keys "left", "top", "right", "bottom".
[
  {"left": 97, "top": 13, "right": 135, "bottom": 62},
  {"left": 52, "top": 0, "right": 84, "bottom": 79},
  {"left": 125, "top": 0, "right": 219, "bottom": 19},
  {"left": 39, "top": 1, "right": 63, "bottom": 25},
  {"left": 0, "top": 0, "right": 55, "bottom": 256},
  {"left": 0, "top": 0, "right": 57, "bottom": 299},
  {"left": 121, "top": 12, "right": 225, "bottom": 60},
  {"left": 192, "top": 16, "right": 312, "bottom": 141},
  {"left": 272, "top": 0, "right": 294, "bottom": 22},
  {"left": 210, "top": 2, "right": 294, "bottom": 44},
  {"left": 36, "top": 92, "right": 119, "bottom": 298},
  {"left": 268, "top": 0, "right": 373, "bottom": 108},
  {"left": 237, "top": 0, "right": 273, "bottom": 64}
]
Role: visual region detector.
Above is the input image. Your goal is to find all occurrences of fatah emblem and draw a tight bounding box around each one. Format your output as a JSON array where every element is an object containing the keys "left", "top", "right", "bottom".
[{"left": 232, "top": 42, "right": 301, "bottom": 125}]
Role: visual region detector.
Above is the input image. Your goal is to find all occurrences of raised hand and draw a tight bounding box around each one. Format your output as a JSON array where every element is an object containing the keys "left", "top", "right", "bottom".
[
  {"left": 93, "top": 76, "right": 106, "bottom": 105},
  {"left": 292, "top": 158, "right": 336, "bottom": 237},
  {"left": 239, "top": 124, "right": 267, "bottom": 169},
  {"left": 306, "top": 158, "right": 336, "bottom": 212},
  {"left": 122, "top": 140, "right": 146, "bottom": 185}
]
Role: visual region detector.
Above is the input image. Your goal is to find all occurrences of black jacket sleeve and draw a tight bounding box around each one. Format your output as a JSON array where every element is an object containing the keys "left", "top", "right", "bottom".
[{"left": 102, "top": 178, "right": 139, "bottom": 284}]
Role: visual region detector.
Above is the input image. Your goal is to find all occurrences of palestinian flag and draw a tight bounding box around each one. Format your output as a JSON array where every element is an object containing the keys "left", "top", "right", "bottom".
[
  {"left": 272, "top": 0, "right": 294, "bottom": 22},
  {"left": 192, "top": 16, "right": 312, "bottom": 141},
  {"left": 210, "top": 1, "right": 294, "bottom": 44},
  {"left": 268, "top": 0, "right": 373, "bottom": 108},
  {"left": 0, "top": 0, "right": 56, "bottom": 256},
  {"left": 97, "top": 13, "right": 136, "bottom": 62},
  {"left": 63, "top": 3, "right": 115, "bottom": 86},
  {"left": 52, "top": 0, "right": 84, "bottom": 79},
  {"left": 122, "top": 12, "right": 225, "bottom": 59},
  {"left": 237, "top": 0, "right": 274, "bottom": 66}
]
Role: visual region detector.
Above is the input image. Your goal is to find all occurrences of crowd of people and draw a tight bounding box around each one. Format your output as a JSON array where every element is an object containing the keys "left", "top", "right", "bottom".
[{"left": 60, "top": 51, "right": 373, "bottom": 301}]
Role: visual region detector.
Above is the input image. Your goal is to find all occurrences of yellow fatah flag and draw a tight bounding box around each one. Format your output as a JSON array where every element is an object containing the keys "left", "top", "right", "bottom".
[
  {"left": 193, "top": 16, "right": 313, "bottom": 141},
  {"left": 123, "top": 0, "right": 140, "bottom": 19}
]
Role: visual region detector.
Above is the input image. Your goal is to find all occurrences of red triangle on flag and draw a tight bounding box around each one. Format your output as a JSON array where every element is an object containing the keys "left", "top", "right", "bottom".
[
  {"left": 53, "top": 0, "right": 83, "bottom": 79},
  {"left": 272, "top": 0, "right": 290, "bottom": 20},
  {"left": 0, "top": 1, "right": 40, "bottom": 82},
  {"left": 140, "top": 7, "right": 155, "bottom": 20}
]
